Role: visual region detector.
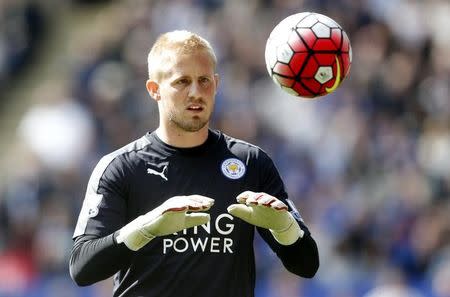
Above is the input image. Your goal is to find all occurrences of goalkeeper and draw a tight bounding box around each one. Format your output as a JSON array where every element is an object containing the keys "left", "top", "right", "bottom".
[{"left": 70, "top": 30, "right": 319, "bottom": 297}]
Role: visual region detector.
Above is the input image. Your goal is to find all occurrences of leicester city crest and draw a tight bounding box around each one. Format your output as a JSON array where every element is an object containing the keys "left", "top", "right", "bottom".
[{"left": 221, "top": 158, "right": 246, "bottom": 180}]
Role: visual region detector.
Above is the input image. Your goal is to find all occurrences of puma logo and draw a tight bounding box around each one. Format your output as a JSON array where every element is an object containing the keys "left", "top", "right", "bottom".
[
  {"left": 147, "top": 164, "right": 168, "bottom": 181},
  {"left": 325, "top": 56, "right": 341, "bottom": 93}
]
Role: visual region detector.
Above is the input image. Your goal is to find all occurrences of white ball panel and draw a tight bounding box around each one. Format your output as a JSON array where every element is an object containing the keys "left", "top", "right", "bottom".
[
  {"left": 269, "top": 15, "right": 300, "bottom": 45},
  {"left": 297, "top": 14, "right": 318, "bottom": 28},
  {"left": 314, "top": 66, "right": 333, "bottom": 84},
  {"left": 312, "top": 22, "right": 331, "bottom": 38},
  {"left": 271, "top": 73, "right": 281, "bottom": 86},
  {"left": 344, "top": 31, "right": 353, "bottom": 62},
  {"left": 315, "top": 14, "right": 340, "bottom": 28},
  {"left": 276, "top": 43, "right": 294, "bottom": 64},
  {"left": 349, "top": 45, "right": 353, "bottom": 62},
  {"left": 282, "top": 86, "right": 299, "bottom": 96},
  {"left": 265, "top": 40, "right": 278, "bottom": 70}
]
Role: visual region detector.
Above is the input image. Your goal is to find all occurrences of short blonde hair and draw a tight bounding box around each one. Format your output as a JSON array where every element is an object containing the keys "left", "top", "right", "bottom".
[{"left": 147, "top": 30, "right": 217, "bottom": 81}]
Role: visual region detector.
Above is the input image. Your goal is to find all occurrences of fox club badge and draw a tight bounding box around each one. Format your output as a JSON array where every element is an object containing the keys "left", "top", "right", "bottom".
[{"left": 221, "top": 158, "right": 246, "bottom": 180}]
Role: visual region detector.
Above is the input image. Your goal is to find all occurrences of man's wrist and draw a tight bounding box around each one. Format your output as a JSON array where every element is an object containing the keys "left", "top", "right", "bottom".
[
  {"left": 113, "top": 230, "right": 121, "bottom": 244},
  {"left": 270, "top": 215, "right": 304, "bottom": 245},
  {"left": 116, "top": 216, "right": 156, "bottom": 251}
]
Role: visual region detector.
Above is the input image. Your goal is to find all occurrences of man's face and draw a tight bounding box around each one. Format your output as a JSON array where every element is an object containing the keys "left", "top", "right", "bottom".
[{"left": 151, "top": 49, "right": 218, "bottom": 133}]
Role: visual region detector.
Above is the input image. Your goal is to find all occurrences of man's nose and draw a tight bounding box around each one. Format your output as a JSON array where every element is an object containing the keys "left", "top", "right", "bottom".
[{"left": 188, "top": 82, "right": 201, "bottom": 98}]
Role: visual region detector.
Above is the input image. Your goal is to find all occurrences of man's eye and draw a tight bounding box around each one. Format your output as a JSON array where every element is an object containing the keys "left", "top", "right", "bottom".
[
  {"left": 200, "top": 77, "right": 210, "bottom": 84},
  {"left": 177, "top": 79, "right": 189, "bottom": 85}
]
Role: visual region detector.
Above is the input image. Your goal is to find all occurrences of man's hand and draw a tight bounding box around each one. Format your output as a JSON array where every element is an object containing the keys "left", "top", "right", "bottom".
[
  {"left": 116, "top": 195, "right": 214, "bottom": 251},
  {"left": 227, "top": 191, "right": 303, "bottom": 245}
]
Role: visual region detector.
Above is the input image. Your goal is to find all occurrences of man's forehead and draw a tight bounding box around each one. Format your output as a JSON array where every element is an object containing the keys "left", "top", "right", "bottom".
[{"left": 159, "top": 51, "right": 215, "bottom": 79}]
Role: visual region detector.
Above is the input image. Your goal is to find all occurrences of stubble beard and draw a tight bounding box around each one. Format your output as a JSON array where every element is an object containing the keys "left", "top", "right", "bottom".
[{"left": 168, "top": 110, "right": 210, "bottom": 132}]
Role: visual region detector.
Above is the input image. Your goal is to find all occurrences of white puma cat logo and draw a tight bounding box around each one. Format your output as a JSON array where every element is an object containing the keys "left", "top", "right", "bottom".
[{"left": 147, "top": 164, "right": 168, "bottom": 181}]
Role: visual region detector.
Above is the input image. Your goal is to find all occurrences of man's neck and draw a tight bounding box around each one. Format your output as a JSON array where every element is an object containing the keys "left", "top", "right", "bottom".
[{"left": 155, "top": 125, "right": 209, "bottom": 148}]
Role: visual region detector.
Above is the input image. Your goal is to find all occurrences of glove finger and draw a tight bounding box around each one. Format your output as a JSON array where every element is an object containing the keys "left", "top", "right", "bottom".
[
  {"left": 184, "top": 213, "right": 210, "bottom": 229},
  {"left": 165, "top": 202, "right": 205, "bottom": 213},
  {"left": 236, "top": 190, "right": 256, "bottom": 204},
  {"left": 270, "top": 199, "right": 288, "bottom": 211},
  {"left": 162, "top": 196, "right": 191, "bottom": 214},
  {"left": 163, "top": 196, "right": 214, "bottom": 214},
  {"left": 162, "top": 205, "right": 188, "bottom": 214},
  {"left": 227, "top": 204, "right": 253, "bottom": 223},
  {"left": 245, "top": 192, "right": 265, "bottom": 206},
  {"left": 186, "top": 195, "right": 215, "bottom": 210},
  {"left": 258, "top": 194, "right": 276, "bottom": 206}
]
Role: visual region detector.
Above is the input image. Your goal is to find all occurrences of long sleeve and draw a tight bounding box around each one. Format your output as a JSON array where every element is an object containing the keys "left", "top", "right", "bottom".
[
  {"left": 256, "top": 149, "right": 320, "bottom": 277},
  {"left": 70, "top": 149, "right": 133, "bottom": 286},
  {"left": 69, "top": 233, "right": 132, "bottom": 286},
  {"left": 257, "top": 223, "right": 319, "bottom": 277}
]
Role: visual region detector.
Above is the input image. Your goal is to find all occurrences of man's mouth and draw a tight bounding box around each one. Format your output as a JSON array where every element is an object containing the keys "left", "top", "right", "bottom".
[{"left": 187, "top": 105, "right": 204, "bottom": 112}]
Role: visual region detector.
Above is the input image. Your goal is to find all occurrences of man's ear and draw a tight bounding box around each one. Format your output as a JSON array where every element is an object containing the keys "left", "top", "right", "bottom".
[
  {"left": 146, "top": 80, "right": 160, "bottom": 101},
  {"left": 214, "top": 73, "right": 220, "bottom": 93}
]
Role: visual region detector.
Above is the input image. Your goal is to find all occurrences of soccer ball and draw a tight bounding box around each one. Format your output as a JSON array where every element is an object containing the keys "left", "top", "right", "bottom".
[{"left": 265, "top": 12, "right": 352, "bottom": 98}]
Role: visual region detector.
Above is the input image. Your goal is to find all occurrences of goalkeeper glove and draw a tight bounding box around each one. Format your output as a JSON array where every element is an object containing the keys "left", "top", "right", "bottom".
[
  {"left": 227, "top": 191, "right": 304, "bottom": 245},
  {"left": 116, "top": 195, "right": 214, "bottom": 251}
]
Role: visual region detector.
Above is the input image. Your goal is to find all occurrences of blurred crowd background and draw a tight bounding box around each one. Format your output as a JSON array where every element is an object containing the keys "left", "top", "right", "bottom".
[{"left": 0, "top": 0, "right": 449, "bottom": 296}]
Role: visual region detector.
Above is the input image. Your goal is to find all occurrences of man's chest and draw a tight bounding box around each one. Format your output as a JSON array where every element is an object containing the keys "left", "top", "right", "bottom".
[
  {"left": 127, "top": 154, "right": 258, "bottom": 217},
  {"left": 124, "top": 154, "right": 258, "bottom": 256}
]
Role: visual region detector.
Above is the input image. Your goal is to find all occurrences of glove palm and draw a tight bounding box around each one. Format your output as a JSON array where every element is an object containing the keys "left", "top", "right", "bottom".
[
  {"left": 117, "top": 195, "right": 214, "bottom": 251},
  {"left": 227, "top": 191, "right": 303, "bottom": 245}
]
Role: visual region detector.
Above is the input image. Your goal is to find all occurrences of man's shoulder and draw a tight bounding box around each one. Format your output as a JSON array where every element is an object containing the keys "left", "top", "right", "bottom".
[
  {"left": 221, "top": 132, "right": 258, "bottom": 150},
  {"left": 95, "top": 135, "right": 152, "bottom": 170},
  {"left": 102, "top": 136, "right": 151, "bottom": 160},
  {"left": 219, "top": 132, "right": 270, "bottom": 159}
]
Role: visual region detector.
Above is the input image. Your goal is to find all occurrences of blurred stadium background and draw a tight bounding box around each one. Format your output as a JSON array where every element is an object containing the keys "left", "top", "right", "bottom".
[{"left": 0, "top": 0, "right": 449, "bottom": 296}]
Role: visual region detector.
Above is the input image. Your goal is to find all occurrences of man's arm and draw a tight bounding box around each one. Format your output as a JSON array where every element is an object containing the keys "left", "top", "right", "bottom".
[
  {"left": 70, "top": 233, "right": 131, "bottom": 286},
  {"left": 228, "top": 191, "right": 319, "bottom": 277},
  {"left": 257, "top": 220, "right": 319, "bottom": 278},
  {"left": 228, "top": 149, "right": 319, "bottom": 277},
  {"left": 70, "top": 153, "right": 132, "bottom": 286},
  {"left": 70, "top": 195, "right": 214, "bottom": 286}
]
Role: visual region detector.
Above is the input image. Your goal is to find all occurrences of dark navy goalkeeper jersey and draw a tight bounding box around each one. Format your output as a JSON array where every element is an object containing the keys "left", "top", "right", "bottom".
[{"left": 70, "top": 129, "right": 319, "bottom": 297}]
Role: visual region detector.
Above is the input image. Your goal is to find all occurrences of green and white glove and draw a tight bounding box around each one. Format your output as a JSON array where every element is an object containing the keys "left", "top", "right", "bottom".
[
  {"left": 227, "top": 191, "right": 304, "bottom": 245},
  {"left": 116, "top": 195, "right": 214, "bottom": 251}
]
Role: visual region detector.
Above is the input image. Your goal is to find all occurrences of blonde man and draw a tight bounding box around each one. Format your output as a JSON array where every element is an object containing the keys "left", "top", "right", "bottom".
[{"left": 70, "top": 30, "right": 319, "bottom": 297}]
